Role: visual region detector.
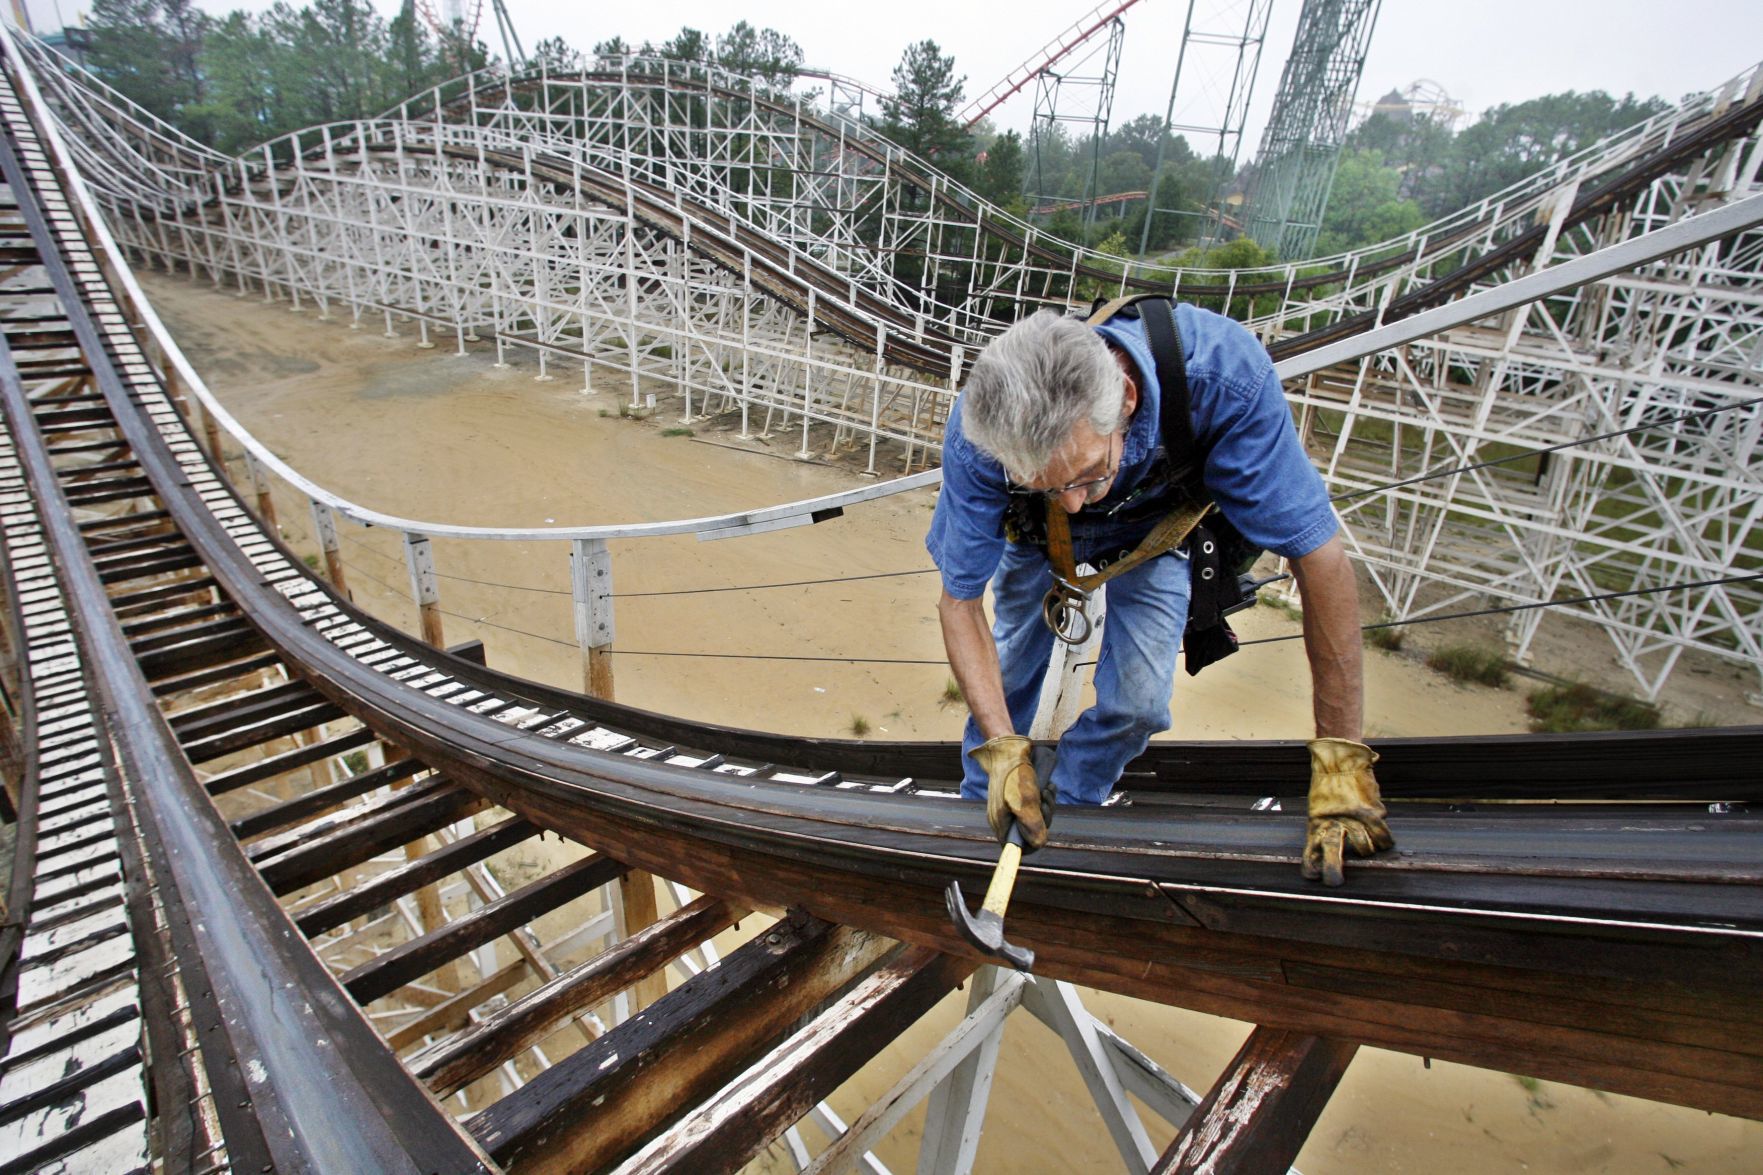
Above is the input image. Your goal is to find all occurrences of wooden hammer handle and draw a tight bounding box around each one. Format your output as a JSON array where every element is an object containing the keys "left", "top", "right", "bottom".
[{"left": 981, "top": 840, "right": 1022, "bottom": 918}]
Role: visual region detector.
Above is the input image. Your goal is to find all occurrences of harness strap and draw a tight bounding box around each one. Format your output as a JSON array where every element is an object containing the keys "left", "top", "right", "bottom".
[
  {"left": 1041, "top": 495, "right": 1211, "bottom": 645},
  {"left": 1036, "top": 295, "right": 1213, "bottom": 645}
]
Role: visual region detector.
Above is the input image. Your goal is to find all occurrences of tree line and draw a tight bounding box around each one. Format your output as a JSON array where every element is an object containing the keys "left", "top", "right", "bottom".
[{"left": 76, "top": 4, "right": 1670, "bottom": 264}]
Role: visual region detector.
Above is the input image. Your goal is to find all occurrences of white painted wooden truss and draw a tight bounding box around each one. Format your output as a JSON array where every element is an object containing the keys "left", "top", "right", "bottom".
[{"left": 11, "top": 27, "right": 1760, "bottom": 700}]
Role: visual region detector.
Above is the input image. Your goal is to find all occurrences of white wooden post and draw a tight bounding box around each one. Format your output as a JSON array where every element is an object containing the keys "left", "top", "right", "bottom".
[
  {"left": 402, "top": 531, "right": 444, "bottom": 646},
  {"left": 571, "top": 538, "right": 615, "bottom": 699},
  {"left": 309, "top": 500, "right": 347, "bottom": 598}
]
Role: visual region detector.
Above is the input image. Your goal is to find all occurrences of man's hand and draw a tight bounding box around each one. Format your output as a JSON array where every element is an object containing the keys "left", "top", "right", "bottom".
[
  {"left": 1302, "top": 737, "right": 1393, "bottom": 886},
  {"left": 969, "top": 734, "right": 1053, "bottom": 851}
]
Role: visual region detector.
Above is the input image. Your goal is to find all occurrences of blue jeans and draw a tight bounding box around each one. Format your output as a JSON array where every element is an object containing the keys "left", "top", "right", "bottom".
[{"left": 960, "top": 540, "right": 1193, "bottom": 806}]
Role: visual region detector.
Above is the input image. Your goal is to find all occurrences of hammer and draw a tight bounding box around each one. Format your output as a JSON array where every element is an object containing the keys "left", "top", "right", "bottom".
[{"left": 943, "top": 745, "right": 1054, "bottom": 971}]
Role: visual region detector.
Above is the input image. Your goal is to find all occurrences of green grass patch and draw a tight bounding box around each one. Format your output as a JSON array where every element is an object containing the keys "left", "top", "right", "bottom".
[
  {"left": 1366, "top": 618, "right": 1405, "bottom": 652},
  {"left": 1425, "top": 644, "right": 1509, "bottom": 688},
  {"left": 301, "top": 552, "right": 321, "bottom": 570},
  {"left": 1525, "top": 682, "right": 1660, "bottom": 733},
  {"left": 342, "top": 750, "right": 370, "bottom": 775},
  {"left": 939, "top": 677, "right": 965, "bottom": 708},
  {"left": 660, "top": 427, "right": 694, "bottom": 437},
  {"left": 1257, "top": 588, "right": 1302, "bottom": 622},
  {"left": 848, "top": 714, "right": 871, "bottom": 737}
]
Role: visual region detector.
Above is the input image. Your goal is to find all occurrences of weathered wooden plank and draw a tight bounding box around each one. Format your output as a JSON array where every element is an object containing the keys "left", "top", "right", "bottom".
[
  {"left": 132, "top": 619, "right": 266, "bottom": 681},
  {"left": 231, "top": 757, "right": 424, "bottom": 842},
  {"left": 149, "top": 649, "right": 282, "bottom": 697},
  {"left": 1154, "top": 1028, "right": 1358, "bottom": 1175},
  {"left": 620, "top": 945, "right": 975, "bottom": 1174},
  {"left": 256, "top": 781, "right": 488, "bottom": 895},
  {"left": 385, "top": 960, "right": 529, "bottom": 1053},
  {"left": 467, "top": 912, "right": 893, "bottom": 1172},
  {"left": 247, "top": 772, "right": 451, "bottom": 865},
  {"left": 95, "top": 548, "right": 201, "bottom": 583},
  {"left": 202, "top": 724, "right": 375, "bottom": 796},
  {"left": 105, "top": 572, "right": 215, "bottom": 613},
  {"left": 340, "top": 852, "right": 628, "bottom": 1004},
  {"left": 178, "top": 699, "right": 346, "bottom": 763},
  {"left": 293, "top": 814, "right": 536, "bottom": 936},
  {"left": 412, "top": 895, "right": 742, "bottom": 1098},
  {"left": 167, "top": 676, "right": 318, "bottom": 735}
]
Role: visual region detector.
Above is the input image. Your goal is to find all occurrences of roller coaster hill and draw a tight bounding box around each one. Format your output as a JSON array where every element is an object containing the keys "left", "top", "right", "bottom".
[{"left": 0, "top": 22, "right": 1759, "bottom": 1174}]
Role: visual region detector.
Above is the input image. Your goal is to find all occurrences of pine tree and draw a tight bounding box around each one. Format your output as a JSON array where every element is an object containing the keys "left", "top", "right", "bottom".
[{"left": 880, "top": 39, "right": 970, "bottom": 177}]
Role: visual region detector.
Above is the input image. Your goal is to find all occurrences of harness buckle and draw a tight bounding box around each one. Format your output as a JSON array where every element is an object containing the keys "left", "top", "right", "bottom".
[{"left": 1041, "top": 576, "right": 1093, "bottom": 646}]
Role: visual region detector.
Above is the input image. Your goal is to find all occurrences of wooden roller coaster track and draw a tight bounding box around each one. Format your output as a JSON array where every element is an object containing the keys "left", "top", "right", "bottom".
[{"left": 0, "top": 37, "right": 1759, "bottom": 1175}]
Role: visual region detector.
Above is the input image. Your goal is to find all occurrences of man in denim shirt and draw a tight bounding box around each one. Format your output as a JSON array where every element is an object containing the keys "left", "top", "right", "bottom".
[{"left": 926, "top": 305, "right": 1392, "bottom": 885}]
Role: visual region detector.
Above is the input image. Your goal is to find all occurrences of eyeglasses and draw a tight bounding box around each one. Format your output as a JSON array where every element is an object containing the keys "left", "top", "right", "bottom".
[{"left": 1016, "top": 431, "right": 1120, "bottom": 503}]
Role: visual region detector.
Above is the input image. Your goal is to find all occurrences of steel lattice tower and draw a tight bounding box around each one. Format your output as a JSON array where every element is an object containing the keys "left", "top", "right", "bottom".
[
  {"left": 1139, "top": 0, "right": 1276, "bottom": 255},
  {"left": 1242, "top": 0, "right": 1380, "bottom": 258},
  {"left": 1027, "top": 16, "right": 1127, "bottom": 231}
]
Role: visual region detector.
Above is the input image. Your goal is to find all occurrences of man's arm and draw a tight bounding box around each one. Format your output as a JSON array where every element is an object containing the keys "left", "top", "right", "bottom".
[
  {"left": 936, "top": 590, "right": 1014, "bottom": 741},
  {"left": 1288, "top": 533, "right": 1363, "bottom": 741}
]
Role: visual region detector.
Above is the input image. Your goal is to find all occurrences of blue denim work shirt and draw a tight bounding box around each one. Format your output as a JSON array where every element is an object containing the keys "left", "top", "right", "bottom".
[{"left": 926, "top": 304, "right": 1337, "bottom": 599}]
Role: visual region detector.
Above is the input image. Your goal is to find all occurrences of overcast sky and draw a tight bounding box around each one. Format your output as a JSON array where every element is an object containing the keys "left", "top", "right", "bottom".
[{"left": 24, "top": 0, "right": 1763, "bottom": 149}]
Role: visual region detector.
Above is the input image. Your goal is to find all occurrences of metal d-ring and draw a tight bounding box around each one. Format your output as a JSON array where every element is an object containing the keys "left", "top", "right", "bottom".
[{"left": 1041, "top": 583, "right": 1092, "bottom": 646}]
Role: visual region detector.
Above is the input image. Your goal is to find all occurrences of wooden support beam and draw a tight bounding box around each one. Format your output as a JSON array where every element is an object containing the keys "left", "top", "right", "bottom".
[
  {"left": 230, "top": 757, "right": 424, "bottom": 842},
  {"left": 619, "top": 946, "right": 977, "bottom": 1174},
  {"left": 1021, "top": 978, "right": 1159, "bottom": 1172},
  {"left": 1153, "top": 1029, "right": 1359, "bottom": 1175},
  {"left": 201, "top": 724, "right": 374, "bottom": 796},
  {"left": 385, "top": 959, "right": 531, "bottom": 1052},
  {"left": 177, "top": 698, "right": 346, "bottom": 762},
  {"left": 132, "top": 619, "right": 267, "bottom": 681},
  {"left": 293, "top": 815, "right": 537, "bottom": 937},
  {"left": 150, "top": 651, "right": 282, "bottom": 697},
  {"left": 468, "top": 912, "right": 893, "bottom": 1172},
  {"left": 254, "top": 779, "right": 488, "bottom": 895},
  {"left": 167, "top": 676, "right": 315, "bottom": 734},
  {"left": 411, "top": 895, "right": 743, "bottom": 1098},
  {"left": 340, "top": 852, "right": 629, "bottom": 1004},
  {"left": 109, "top": 573, "right": 217, "bottom": 616},
  {"left": 618, "top": 870, "right": 668, "bottom": 1011},
  {"left": 917, "top": 967, "right": 1017, "bottom": 1175}
]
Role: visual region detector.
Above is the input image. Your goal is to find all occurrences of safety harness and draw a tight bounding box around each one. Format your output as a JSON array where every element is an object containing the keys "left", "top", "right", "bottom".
[{"left": 1030, "top": 294, "right": 1277, "bottom": 673}]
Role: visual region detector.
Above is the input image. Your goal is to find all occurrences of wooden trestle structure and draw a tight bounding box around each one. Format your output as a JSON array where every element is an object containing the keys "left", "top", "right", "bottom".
[{"left": 0, "top": 45, "right": 1759, "bottom": 1175}]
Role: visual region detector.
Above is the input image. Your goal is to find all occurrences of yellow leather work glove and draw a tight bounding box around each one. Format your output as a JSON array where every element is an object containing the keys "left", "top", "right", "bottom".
[
  {"left": 969, "top": 734, "right": 1052, "bottom": 852},
  {"left": 1302, "top": 737, "right": 1394, "bottom": 886}
]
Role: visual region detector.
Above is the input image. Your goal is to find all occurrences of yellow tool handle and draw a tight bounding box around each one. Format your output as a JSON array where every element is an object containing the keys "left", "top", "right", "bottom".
[{"left": 981, "top": 841, "right": 1022, "bottom": 917}]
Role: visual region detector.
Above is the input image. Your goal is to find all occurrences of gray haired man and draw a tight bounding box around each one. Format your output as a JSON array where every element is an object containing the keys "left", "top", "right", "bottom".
[{"left": 925, "top": 303, "right": 1392, "bottom": 884}]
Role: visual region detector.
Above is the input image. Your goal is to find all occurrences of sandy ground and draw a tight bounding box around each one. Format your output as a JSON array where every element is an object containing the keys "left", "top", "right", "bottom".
[{"left": 144, "top": 272, "right": 1761, "bottom": 1173}]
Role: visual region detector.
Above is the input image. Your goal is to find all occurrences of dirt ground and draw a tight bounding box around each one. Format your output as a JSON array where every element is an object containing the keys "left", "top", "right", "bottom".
[{"left": 145, "top": 271, "right": 1761, "bottom": 1174}]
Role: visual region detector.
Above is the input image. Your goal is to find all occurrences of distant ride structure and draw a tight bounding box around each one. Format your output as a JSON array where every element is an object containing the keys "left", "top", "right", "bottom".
[
  {"left": 1242, "top": 0, "right": 1383, "bottom": 258},
  {"left": 11, "top": 28, "right": 1760, "bottom": 707}
]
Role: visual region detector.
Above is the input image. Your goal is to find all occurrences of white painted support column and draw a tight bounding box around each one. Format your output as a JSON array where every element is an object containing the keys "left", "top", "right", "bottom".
[
  {"left": 309, "top": 500, "right": 347, "bottom": 598},
  {"left": 798, "top": 287, "right": 817, "bottom": 459},
  {"left": 402, "top": 531, "right": 444, "bottom": 647},
  {"left": 1020, "top": 978, "right": 1158, "bottom": 1173},
  {"left": 245, "top": 452, "right": 277, "bottom": 531},
  {"left": 914, "top": 967, "right": 1019, "bottom": 1175},
  {"left": 866, "top": 325, "right": 885, "bottom": 476},
  {"left": 571, "top": 538, "right": 615, "bottom": 699}
]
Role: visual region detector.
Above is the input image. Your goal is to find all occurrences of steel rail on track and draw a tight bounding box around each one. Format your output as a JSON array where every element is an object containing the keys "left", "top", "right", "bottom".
[{"left": 0, "top": 91, "right": 496, "bottom": 1175}]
